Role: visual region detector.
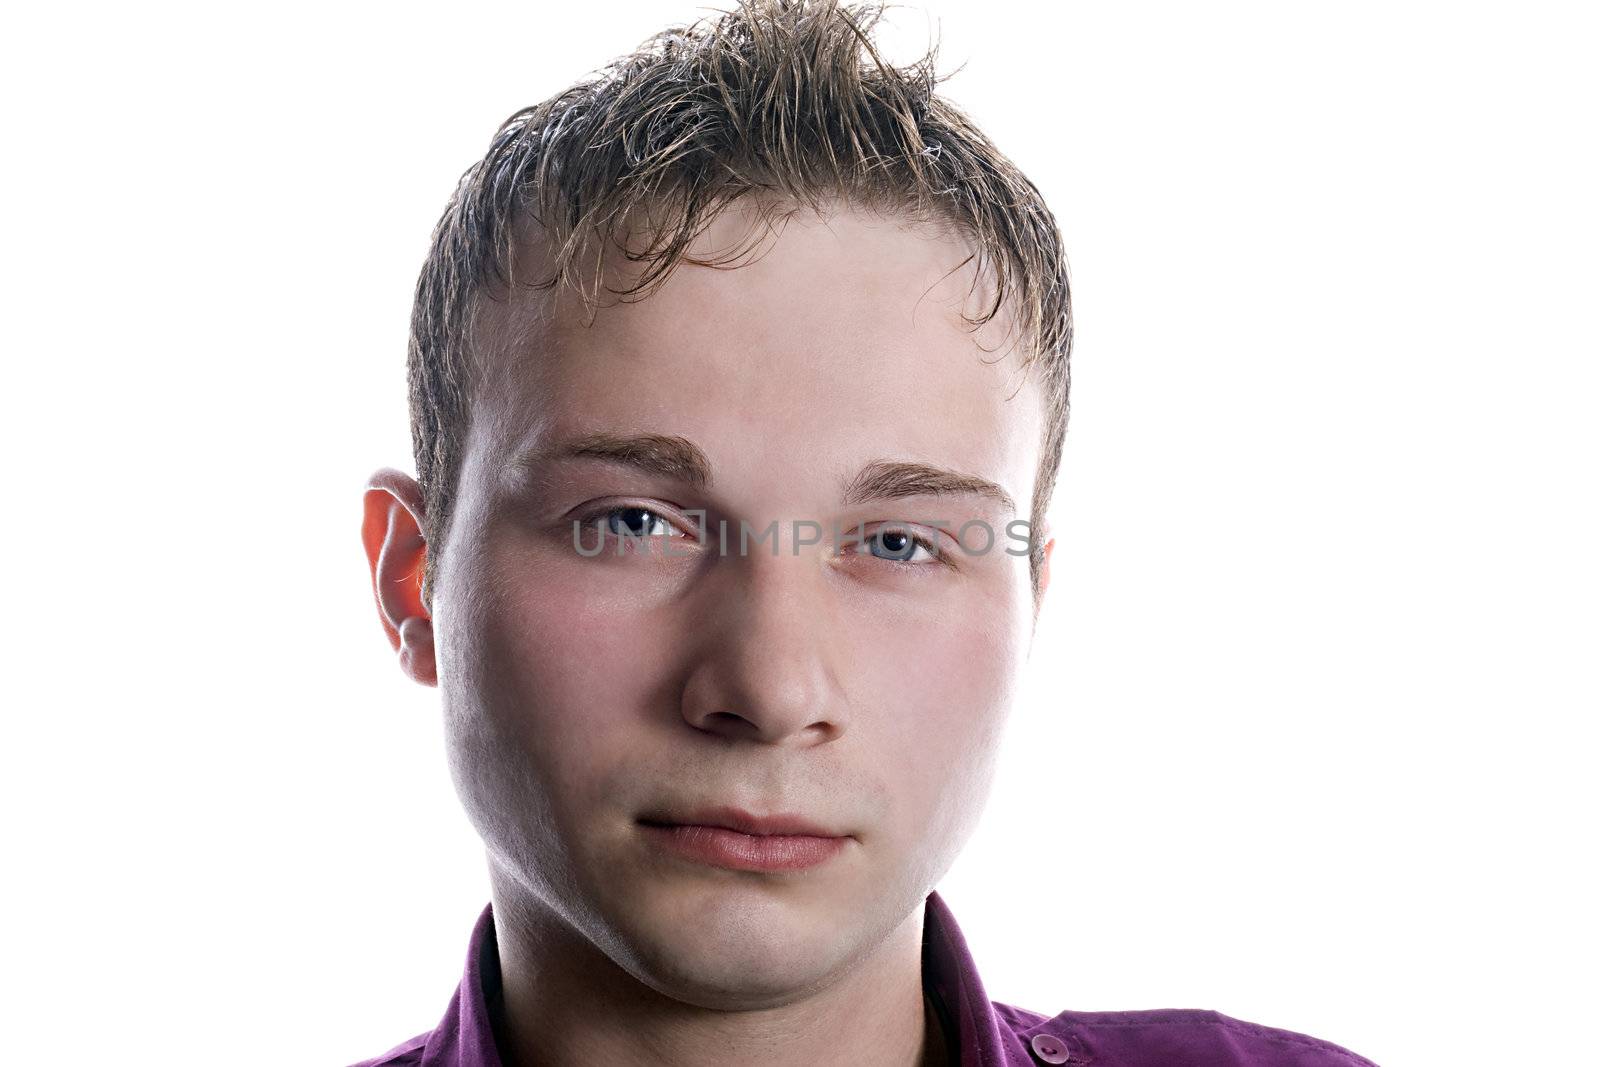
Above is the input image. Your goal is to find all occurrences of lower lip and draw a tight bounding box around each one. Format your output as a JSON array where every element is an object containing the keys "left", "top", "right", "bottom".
[{"left": 640, "top": 822, "right": 849, "bottom": 872}]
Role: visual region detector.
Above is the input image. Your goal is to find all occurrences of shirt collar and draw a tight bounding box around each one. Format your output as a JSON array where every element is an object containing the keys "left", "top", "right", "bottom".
[{"left": 420, "top": 889, "right": 1008, "bottom": 1067}]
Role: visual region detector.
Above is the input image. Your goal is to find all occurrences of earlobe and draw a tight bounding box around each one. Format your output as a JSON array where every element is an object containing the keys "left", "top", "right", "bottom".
[
  {"left": 397, "top": 615, "right": 438, "bottom": 687},
  {"left": 361, "top": 468, "right": 438, "bottom": 688}
]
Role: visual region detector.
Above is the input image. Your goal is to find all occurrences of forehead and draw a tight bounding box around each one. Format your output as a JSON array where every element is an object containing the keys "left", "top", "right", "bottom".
[{"left": 466, "top": 198, "right": 1045, "bottom": 511}]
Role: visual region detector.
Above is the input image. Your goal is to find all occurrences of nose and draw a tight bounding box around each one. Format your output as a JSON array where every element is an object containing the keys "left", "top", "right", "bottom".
[{"left": 678, "top": 551, "right": 847, "bottom": 746}]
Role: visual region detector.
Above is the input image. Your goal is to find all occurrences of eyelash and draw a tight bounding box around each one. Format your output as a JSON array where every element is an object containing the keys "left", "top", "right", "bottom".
[
  {"left": 572, "top": 504, "right": 696, "bottom": 545},
  {"left": 569, "top": 506, "right": 949, "bottom": 569},
  {"left": 849, "top": 526, "right": 946, "bottom": 568}
]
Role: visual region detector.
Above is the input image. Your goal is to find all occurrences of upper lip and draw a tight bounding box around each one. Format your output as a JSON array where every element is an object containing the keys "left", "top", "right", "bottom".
[{"left": 640, "top": 805, "right": 846, "bottom": 838}]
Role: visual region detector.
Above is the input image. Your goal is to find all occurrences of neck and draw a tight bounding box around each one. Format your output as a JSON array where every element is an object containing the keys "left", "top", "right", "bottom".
[{"left": 487, "top": 880, "right": 948, "bottom": 1067}]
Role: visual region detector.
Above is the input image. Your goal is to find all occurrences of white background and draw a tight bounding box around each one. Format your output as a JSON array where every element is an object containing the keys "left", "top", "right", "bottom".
[{"left": 3, "top": 2, "right": 1595, "bottom": 1065}]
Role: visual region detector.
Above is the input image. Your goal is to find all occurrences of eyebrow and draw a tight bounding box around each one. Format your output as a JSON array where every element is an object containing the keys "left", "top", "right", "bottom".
[
  {"left": 517, "top": 431, "right": 715, "bottom": 487},
  {"left": 514, "top": 431, "right": 1016, "bottom": 514},
  {"left": 842, "top": 459, "right": 1016, "bottom": 515}
]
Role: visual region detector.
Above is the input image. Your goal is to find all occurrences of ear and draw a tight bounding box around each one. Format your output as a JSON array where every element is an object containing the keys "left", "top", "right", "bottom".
[
  {"left": 361, "top": 468, "right": 437, "bottom": 687},
  {"left": 1031, "top": 521, "right": 1055, "bottom": 638},
  {"left": 1037, "top": 528, "right": 1055, "bottom": 600}
]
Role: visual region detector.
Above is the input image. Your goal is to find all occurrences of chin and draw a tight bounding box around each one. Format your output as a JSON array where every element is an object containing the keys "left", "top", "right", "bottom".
[
  {"left": 590, "top": 876, "right": 864, "bottom": 1008},
  {"left": 614, "top": 918, "right": 843, "bottom": 1011}
]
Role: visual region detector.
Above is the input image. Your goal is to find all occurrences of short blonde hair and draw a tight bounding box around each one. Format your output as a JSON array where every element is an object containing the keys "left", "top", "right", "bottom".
[{"left": 408, "top": 0, "right": 1073, "bottom": 607}]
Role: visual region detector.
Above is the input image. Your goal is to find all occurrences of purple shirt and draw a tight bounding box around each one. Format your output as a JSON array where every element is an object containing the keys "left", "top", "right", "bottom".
[{"left": 350, "top": 890, "right": 1377, "bottom": 1066}]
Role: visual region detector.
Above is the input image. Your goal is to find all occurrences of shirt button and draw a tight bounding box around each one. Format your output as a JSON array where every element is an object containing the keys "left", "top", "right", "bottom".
[{"left": 1029, "top": 1032, "right": 1072, "bottom": 1064}]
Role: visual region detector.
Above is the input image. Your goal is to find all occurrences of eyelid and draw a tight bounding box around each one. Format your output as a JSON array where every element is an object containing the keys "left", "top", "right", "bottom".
[
  {"left": 843, "top": 521, "right": 951, "bottom": 568},
  {"left": 852, "top": 519, "right": 951, "bottom": 544},
  {"left": 570, "top": 499, "right": 702, "bottom": 539}
]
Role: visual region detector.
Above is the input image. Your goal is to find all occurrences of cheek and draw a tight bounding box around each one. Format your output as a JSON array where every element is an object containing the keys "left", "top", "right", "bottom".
[
  {"left": 852, "top": 594, "right": 1024, "bottom": 839},
  {"left": 438, "top": 543, "right": 671, "bottom": 849}
]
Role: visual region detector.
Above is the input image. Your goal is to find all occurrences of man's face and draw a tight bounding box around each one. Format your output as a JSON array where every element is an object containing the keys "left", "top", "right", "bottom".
[{"left": 431, "top": 199, "right": 1050, "bottom": 1008}]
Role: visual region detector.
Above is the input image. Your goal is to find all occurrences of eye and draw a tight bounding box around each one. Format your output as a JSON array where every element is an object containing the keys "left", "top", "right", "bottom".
[
  {"left": 850, "top": 525, "right": 944, "bottom": 567},
  {"left": 572, "top": 504, "right": 696, "bottom": 553}
]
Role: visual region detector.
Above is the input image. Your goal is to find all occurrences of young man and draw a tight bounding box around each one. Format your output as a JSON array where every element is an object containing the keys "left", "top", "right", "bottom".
[{"left": 357, "top": 2, "right": 1376, "bottom": 1064}]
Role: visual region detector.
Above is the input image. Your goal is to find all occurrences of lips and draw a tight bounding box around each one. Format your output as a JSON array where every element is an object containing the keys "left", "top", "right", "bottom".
[
  {"left": 637, "top": 805, "right": 846, "bottom": 839},
  {"left": 637, "top": 807, "right": 851, "bottom": 873}
]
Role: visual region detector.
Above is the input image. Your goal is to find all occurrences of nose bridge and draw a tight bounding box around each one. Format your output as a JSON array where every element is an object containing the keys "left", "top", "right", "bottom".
[{"left": 679, "top": 550, "right": 845, "bottom": 745}]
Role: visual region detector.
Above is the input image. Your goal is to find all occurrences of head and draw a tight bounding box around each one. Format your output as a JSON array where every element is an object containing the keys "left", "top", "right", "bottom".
[{"left": 364, "top": 0, "right": 1071, "bottom": 1010}]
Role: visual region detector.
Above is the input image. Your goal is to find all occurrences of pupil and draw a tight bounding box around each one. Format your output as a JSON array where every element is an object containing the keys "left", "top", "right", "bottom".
[
  {"left": 876, "top": 530, "right": 912, "bottom": 559},
  {"left": 609, "top": 507, "right": 656, "bottom": 537}
]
